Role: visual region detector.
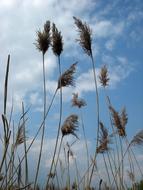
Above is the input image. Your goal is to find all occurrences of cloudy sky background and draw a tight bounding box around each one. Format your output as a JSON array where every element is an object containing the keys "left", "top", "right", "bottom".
[{"left": 0, "top": 0, "right": 143, "bottom": 187}]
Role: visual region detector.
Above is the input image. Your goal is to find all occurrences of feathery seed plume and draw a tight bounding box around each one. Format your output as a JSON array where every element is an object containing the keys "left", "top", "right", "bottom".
[
  {"left": 130, "top": 130, "right": 143, "bottom": 146},
  {"left": 121, "top": 107, "right": 128, "bottom": 129},
  {"left": 52, "top": 23, "right": 63, "bottom": 56},
  {"left": 35, "top": 21, "right": 51, "bottom": 55},
  {"left": 57, "top": 63, "right": 77, "bottom": 89},
  {"left": 61, "top": 114, "right": 79, "bottom": 138},
  {"left": 99, "top": 65, "right": 110, "bottom": 87},
  {"left": 72, "top": 93, "right": 86, "bottom": 108},
  {"left": 14, "top": 123, "right": 25, "bottom": 148},
  {"left": 109, "top": 106, "right": 126, "bottom": 137},
  {"left": 73, "top": 16, "right": 92, "bottom": 56},
  {"left": 96, "top": 122, "right": 110, "bottom": 153}
]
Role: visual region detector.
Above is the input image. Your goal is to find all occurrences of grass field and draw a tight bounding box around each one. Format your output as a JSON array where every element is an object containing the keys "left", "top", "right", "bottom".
[{"left": 0, "top": 17, "right": 143, "bottom": 190}]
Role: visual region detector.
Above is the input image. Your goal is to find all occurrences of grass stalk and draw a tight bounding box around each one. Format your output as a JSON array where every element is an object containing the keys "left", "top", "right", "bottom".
[
  {"left": 46, "top": 55, "right": 63, "bottom": 186},
  {"left": 5, "top": 88, "right": 57, "bottom": 187},
  {"left": 102, "top": 153, "right": 111, "bottom": 187},
  {"left": 107, "top": 151, "right": 120, "bottom": 190},
  {"left": 104, "top": 89, "right": 122, "bottom": 188},
  {"left": 22, "top": 102, "right": 29, "bottom": 189},
  {"left": 88, "top": 53, "right": 100, "bottom": 187},
  {"left": 34, "top": 53, "right": 47, "bottom": 189},
  {"left": 80, "top": 109, "right": 89, "bottom": 186}
]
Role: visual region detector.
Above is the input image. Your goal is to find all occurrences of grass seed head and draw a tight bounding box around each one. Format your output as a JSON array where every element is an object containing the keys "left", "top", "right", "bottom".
[
  {"left": 57, "top": 63, "right": 77, "bottom": 89},
  {"left": 96, "top": 122, "right": 110, "bottom": 154},
  {"left": 52, "top": 23, "right": 63, "bottom": 56},
  {"left": 131, "top": 130, "right": 143, "bottom": 146},
  {"left": 61, "top": 114, "right": 79, "bottom": 138},
  {"left": 73, "top": 16, "right": 92, "bottom": 56},
  {"left": 109, "top": 106, "right": 126, "bottom": 137},
  {"left": 99, "top": 65, "right": 110, "bottom": 87},
  {"left": 35, "top": 20, "right": 51, "bottom": 55},
  {"left": 72, "top": 93, "right": 86, "bottom": 108},
  {"left": 14, "top": 124, "right": 25, "bottom": 148}
]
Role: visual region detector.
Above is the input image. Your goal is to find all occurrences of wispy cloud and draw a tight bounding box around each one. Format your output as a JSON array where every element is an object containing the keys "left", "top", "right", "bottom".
[{"left": 92, "top": 20, "right": 124, "bottom": 38}]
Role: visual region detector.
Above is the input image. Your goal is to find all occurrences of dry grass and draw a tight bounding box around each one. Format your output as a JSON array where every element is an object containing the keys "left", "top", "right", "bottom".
[{"left": 0, "top": 17, "right": 142, "bottom": 190}]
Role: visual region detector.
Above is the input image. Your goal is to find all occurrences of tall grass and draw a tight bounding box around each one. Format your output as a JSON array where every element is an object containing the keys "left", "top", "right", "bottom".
[{"left": 0, "top": 17, "right": 142, "bottom": 190}]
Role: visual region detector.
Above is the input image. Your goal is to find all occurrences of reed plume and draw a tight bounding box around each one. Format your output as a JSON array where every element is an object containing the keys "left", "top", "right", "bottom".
[
  {"left": 72, "top": 93, "right": 86, "bottom": 108},
  {"left": 35, "top": 21, "right": 51, "bottom": 55},
  {"left": 109, "top": 106, "right": 126, "bottom": 137},
  {"left": 130, "top": 130, "right": 143, "bottom": 146},
  {"left": 73, "top": 16, "right": 92, "bottom": 56},
  {"left": 61, "top": 114, "right": 79, "bottom": 139},
  {"left": 120, "top": 107, "right": 128, "bottom": 129},
  {"left": 14, "top": 124, "right": 25, "bottom": 149},
  {"left": 99, "top": 65, "right": 109, "bottom": 87},
  {"left": 57, "top": 63, "right": 77, "bottom": 89},
  {"left": 97, "top": 122, "right": 110, "bottom": 154},
  {"left": 52, "top": 23, "right": 63, "bottom": 56}
]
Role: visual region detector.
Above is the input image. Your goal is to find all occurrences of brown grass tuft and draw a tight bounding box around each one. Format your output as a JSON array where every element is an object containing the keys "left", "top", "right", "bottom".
[
  {"left": 131, "top": 130, "right": 143, "bottom": 146},
  {"left": 109, "top": 106, "right": 126, "bottom": 137},
  {"left": 14, "top": 123, "right": 25, "bottom": 148},
  {"left": 61, "top": 114, "right": 79, "bottom": 138},
  {"left": 99, "top": 65, "right": 110, "bottom": 87},
  {"left": 52, "top": 23, "right": 63, "bottom": 56},
  {"left": 72, "top": 93, "right": 86, "bottom": 108},
  {"left": 73, "top": 16, "right": 92, "bottom": 56},
  {"left": 57, "top": 63, "right": 77, "bottom": 89},
  {"left": 96, "top": 122, "right": 110, "bottom": 153},
  {"left": 35, "top": 21, "right": 51, "bottom": 55}
]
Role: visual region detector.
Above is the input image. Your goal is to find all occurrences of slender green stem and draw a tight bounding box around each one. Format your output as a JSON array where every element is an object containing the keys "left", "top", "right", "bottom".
[
  {"left": 119, "top": 136, "right": 124, "bottom": 189},
  {"left": 127, "top": 147, "right": 135, "bottom": 189},
  {"left": 22, "top": 102, "right": 28, "bottom": 189},
  {"left": 107, "top": 152, "right": 120, "bottom": 190},
  {"left": 3, "top": 55, "right": 10, "bottom": 190},
  {"left": 46, "top": 55, "right": 63, "bottom": 186},
  {"left": 102, "top": 153, "right": 111, "bottom": 187},
  {"left": 104, "top": 89, "right": 122, "bottom": 187},
  {"left": 88, "top": 53, "right": 100, "bottom": 186},
  {"left": 0, "top": 133, "right": 11, "bottom": 173},
  {"left": 47, "top": 135, "right": 64, "bottom": 186},
  {"left": 80, "top": 109, "right": 89, "bottom": 186},
  {"left": 34, "top": 53, "right": 47, "bottom": 189},
  {"left": 74, "top": 158, "right": 80, "bottom": 190},
  {"left": 5, "top": 88, "right": 57, "bottom": 188},
  {"left": 111, "top": 142, "right": 132, "bottom": 187},
  {"left": 67, "top": 150, "right": 70, "bottom": 190},
  {"left": 125, "top": 137, "right": 143, "bottom": 177}
]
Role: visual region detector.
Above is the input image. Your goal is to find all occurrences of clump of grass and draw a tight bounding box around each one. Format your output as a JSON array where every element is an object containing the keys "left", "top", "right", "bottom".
[{"left": 0, "top": 16, "right": 142, "bottom": 190}]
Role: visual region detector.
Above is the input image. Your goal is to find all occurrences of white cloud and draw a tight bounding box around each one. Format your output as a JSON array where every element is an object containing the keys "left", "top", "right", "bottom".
[
  {"left": 0, "top": 0, "right": 96, "bottom": 113},
  {"left": 0, "top": 0, "right": 17, "bottom": 7},
  {"left": 92, "top": 20, "right": 124, "bottom": 38},
  {"left": 105, "top": 39, "right": 116, "bottom": 51},
  {"left": 0, "top": 0, "right": 128, "bottom": 114},
  {"left": 75, "top": 55, "right": 133, "bottom": 94}
]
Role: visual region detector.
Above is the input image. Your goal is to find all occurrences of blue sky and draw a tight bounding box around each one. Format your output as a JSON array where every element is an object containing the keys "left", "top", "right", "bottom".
[{"left": 0, "top": 0, "right": 143, "bottom": 187}]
